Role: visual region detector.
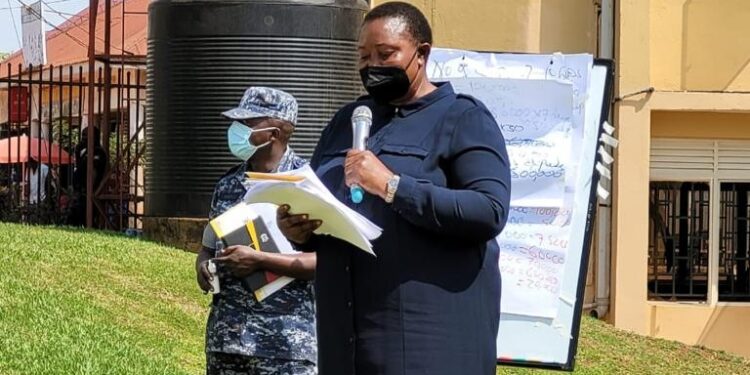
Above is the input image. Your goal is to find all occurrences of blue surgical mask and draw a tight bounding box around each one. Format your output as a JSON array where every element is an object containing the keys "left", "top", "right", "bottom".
[{"left": 227, "top": 121, "right": 275, "bottom": 161}]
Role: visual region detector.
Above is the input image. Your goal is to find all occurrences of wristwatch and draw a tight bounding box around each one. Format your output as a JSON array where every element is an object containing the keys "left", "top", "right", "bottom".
[{"left": 384, "top": 174, "right": 401, "bottom": 204}]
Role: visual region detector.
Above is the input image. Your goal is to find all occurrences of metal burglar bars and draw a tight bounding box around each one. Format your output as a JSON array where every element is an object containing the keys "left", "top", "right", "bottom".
[
  {"left": 0, "top": 63, "right": 146, "bottom": 231},
  {"left": 650, "top": 139, "right": 750, "bottom": 303},
  {"left": 719, "top": 183, "right": 750, "bottom": 301},
  {"left": 648, "top": 181, "right": 711, "bottom": 301}
]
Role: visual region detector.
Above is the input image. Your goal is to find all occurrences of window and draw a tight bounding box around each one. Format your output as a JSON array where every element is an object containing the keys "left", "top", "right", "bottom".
[
  {"left": 649, "top": 139, "right": 750, "bottom": 303},
  {"left": 719, "top": 183, "right": 750, "bottom": 301},
  {"left": 649, "top": 182, "right": 710, "bottom": 301}
]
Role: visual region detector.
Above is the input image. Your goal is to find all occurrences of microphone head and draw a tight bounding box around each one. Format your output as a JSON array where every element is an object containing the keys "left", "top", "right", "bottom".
[
  {"left": 352, "top": 105, "right": 373, "bottom": 124},
  {"left": 351, "top": 105, "right": 372, "bottom": 150}
]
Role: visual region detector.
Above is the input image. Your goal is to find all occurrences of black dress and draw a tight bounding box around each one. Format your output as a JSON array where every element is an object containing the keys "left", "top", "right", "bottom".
[{"left": 304, "top": 82, "right": 511, "bottom": 375}]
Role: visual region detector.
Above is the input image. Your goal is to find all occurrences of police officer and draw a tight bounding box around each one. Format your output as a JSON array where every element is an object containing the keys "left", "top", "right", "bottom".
[{"left": 195, "top": 87, "right": 317, "bottom": 375}]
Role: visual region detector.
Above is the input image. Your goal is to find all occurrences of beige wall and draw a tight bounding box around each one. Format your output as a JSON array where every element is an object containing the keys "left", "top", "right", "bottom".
[
  {"left": 611, "top": 0, "right": 652, "bottom": 335},
  {"left": 615, "top": 0, "right": 750, "bottom": 359},
  {"left": 651, "top": 111, "right": 750, "bottom": 140},
  {"left": 650, "top": 0, "right": 750, "bottom": 91},
  {"left": 372, "top": 0, "right": 597, "bottom": 54},
  {"left": 650, "top": 304, "right": 750, "bottom": 358}
]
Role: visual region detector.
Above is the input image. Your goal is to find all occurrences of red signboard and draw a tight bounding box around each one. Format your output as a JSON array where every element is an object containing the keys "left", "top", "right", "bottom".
[{"left": 9, "top": 87, "right": 29, "bottom": 123}]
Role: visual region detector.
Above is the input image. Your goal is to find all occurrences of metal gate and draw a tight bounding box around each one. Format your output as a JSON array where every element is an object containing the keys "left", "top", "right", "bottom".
[{"left": 0, "top": 63, "right": 146, "bottom": 232}]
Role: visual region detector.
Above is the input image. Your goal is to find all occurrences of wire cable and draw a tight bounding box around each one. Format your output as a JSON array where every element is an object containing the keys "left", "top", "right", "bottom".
[{"left": 6, "top": 0, "right": 22, "bottom": 47}]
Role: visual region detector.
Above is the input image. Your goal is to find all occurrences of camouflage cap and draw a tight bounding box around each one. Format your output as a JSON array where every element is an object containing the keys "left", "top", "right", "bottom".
[{"left": 222, "top": 87, "right": 298, "bottom": 125}]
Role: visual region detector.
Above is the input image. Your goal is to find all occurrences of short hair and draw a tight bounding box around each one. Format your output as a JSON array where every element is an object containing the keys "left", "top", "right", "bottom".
[{"left": 364, "top": 2, "right": 433, "bottom": 45}]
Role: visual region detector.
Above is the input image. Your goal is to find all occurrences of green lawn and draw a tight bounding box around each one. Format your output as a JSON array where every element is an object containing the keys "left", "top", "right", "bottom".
[{"left": 0, "top": 223, "right": 748, "bottom": 374}]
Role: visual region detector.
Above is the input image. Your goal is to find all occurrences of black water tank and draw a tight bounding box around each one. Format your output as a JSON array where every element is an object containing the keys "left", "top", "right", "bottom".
[{"left": 146, "top": 0, "right": 368, "bottom": 218}]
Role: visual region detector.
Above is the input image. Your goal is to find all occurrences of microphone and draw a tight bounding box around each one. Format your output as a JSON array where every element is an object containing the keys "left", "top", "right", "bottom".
[{"left": 350, "top": 105, "right": 373, "bottom": 204}]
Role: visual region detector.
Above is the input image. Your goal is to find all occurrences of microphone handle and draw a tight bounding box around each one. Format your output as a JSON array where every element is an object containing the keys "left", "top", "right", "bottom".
[
  {"left": 350, "top": 119, "right": 370, "bottom": 204},
  {"left": 350, "top": 185, "right": 364, "bottom": 204},
  {"left": 350, "top": 140, "right": 365, "bottom": 203}
]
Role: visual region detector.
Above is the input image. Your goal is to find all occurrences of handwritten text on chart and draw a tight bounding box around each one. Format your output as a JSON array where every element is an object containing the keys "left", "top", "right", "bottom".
[
  {"left": 497, "top": 224, "right": 570, "bottom": 316},
  {"left": 499, "top": 248, "right": 562, "bottom": 295},
  {"left": 507, "top": 207, "right": 572, "bottom": 225},
  {"left": 448, "top": 78, "right": 573, "bottom": 208},
  {"left": 509, "top": 146, "right": 565, "bottom": 182},
  {"left": 450, "top": 78, "right": 573, "bottom": 141},
  {"left": 427, "top": 50, "right": 591, "bottom": 117},
  {"left": 495, "top": 205, "right": 573, "bottom": 317}
]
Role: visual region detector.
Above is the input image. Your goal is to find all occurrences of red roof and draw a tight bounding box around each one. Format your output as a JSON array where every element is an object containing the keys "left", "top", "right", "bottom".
[{"left": 1, "top": 0, "right": 148, "bottom": 68}]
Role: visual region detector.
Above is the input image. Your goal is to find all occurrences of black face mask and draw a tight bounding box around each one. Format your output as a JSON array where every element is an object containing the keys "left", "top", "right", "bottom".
[{"left": 359, "top": 49, "right": 418, "bottom": 105}]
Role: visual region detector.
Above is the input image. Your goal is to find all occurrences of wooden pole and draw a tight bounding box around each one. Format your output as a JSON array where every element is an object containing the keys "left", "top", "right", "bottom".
[{"left": 86, "top": 0, "right": 99, "bottom": 228}]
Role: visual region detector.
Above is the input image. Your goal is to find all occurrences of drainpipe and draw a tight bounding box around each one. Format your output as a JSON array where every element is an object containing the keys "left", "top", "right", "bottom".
[{"left": 593, "top": 0, "right": 614, "bottom": 319}]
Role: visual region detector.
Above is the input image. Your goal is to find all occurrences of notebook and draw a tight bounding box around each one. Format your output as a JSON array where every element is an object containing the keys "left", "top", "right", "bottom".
[{"left": 209, "top": 202, "right": 295, "bottom": 301}]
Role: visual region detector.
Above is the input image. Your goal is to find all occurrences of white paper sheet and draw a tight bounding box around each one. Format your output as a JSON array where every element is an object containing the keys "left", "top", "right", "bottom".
[
  {"left": 450, "top": 78, "right": 574, "bottom": 208},
  {"left": 242, "top": 165, "right": 382, "bottom": 255},
  {"left": 497, "top": 208, "right": 571, "bottom": 317}
]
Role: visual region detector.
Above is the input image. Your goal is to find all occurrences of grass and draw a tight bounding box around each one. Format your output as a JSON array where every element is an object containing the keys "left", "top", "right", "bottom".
[
  {"left": 497, "top": 315, "right": 750, "bottom": 375},
  {"left": 0, "top": 223, "right": 208, "bottom": 374},
  {"left": 0, "top": 223, "right": 748, "bottom": 374}
]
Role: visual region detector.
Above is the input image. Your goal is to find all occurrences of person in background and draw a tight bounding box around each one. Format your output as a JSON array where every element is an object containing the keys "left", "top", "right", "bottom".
[
  {"left": 195, "top": 87, "right": 318, "bottom": 375},
  {"left": 27, "top": 158, "right": 50, "bottom": 205},
  {"left": 68, "top": 127, "right": 108, "bottom": 226},
  {"left": 277, "top": 2, "right": 511, "bottom": 374}
]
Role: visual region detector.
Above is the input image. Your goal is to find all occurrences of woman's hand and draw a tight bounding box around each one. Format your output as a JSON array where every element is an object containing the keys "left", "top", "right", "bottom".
[
  {"left": 277, "top": 204, "right": 322, "bottom": 245},
  {"left": 344, "top": 150, "right": 394, "bottom": 200},
  {"left": 213, "top": 245, "right": 265, "bottom": 277}
]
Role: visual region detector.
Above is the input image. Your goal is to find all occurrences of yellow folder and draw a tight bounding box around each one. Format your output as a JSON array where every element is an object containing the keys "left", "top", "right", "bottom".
[{"left": 245, "top": 172, "right": 305, "bottom": 182}]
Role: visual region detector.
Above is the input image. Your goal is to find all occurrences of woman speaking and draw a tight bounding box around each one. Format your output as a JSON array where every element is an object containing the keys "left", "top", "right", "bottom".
[{"left": 277, "top": 2, "right": 511, "bottom": 374}]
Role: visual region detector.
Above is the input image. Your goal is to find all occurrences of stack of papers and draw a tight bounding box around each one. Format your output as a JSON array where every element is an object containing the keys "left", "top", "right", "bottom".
[{"left": 242, "top": 165, "right": 382, "bottom": 256}]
